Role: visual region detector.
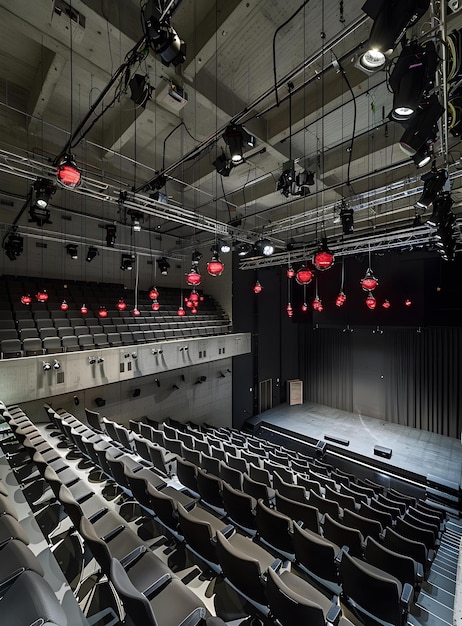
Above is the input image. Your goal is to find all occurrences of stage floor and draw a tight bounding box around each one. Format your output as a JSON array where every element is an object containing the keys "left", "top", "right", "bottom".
[{"left": 247, "top": 401, "right": 462, "bottom": 489}]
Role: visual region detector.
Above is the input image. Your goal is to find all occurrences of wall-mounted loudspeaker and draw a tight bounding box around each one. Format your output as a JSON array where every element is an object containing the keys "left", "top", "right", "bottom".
[
  {"left": 132, "top": 389, "right": 141, "bottom": 397},
  {"left": 95, "top": 397, "right": 106, "bottom": 407}
]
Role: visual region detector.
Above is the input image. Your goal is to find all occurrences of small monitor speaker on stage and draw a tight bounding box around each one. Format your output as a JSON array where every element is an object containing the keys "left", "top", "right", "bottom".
[
  {"left": 315, "top": 440, "right": 327, "bottom": 459},
  {"left": 374, "top": 445, "right": 392, "bottom": 459},
  {"left": 94, "top": 397, "right": 106, "bottom": 408}
]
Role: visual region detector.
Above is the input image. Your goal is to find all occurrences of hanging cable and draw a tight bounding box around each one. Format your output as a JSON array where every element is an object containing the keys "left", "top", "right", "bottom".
[{"left": 332, "top": 52, "right": 357, "bottom": 193}]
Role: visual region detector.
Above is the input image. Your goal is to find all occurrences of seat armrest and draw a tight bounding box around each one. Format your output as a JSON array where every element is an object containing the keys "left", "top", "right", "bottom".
[
  {"left": 144, "top": 573, "right": 172, "bottom": 598},
  {"left": 101, "top": 524, "right": 125, "bottom": 542},
  {"left": 415, "top": 561, "right": 424, "bottom": 584},
  {"left": 270, "top": 559, "right": 282, "bottom": 572},
  {"left": 221, "top": 524, "right": 235, "bottom": 539},
  {"left": 0, "top": 568, "right": 25, "bottom": 595},
  {"left": 325, "top": 603, "right": 342, "bottom": 626},
  {"left": 334, "top": 545, "right": 349, "bottom": 564},
  {"left": 88, "top": 507, "right": 109, "bottom": 523},
  {"left": 120, "top": 545, "right": 147, "bottom": 569},
  {"left": 400, "top": 582, "right": 413, "bottom": 609}
]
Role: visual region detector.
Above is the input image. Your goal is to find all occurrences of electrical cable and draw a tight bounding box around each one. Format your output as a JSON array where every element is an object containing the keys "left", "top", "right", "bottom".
[{"left": 333, "top": 53, "right": 357, "bottom": 192}]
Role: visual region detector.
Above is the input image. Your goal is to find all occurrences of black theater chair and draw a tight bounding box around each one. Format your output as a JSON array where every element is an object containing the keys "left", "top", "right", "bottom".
[
  {"left": 275, "top": 490, "right": 321, "bottom": 535},
  {"left": 222, "top": 481, "right": 257, "bottom": 534},
  {"left": 364, "top": 536, "right": 423, "bottom": 594},
  {"left": 255, "top": 498, "right": 294, "bottom": 557}
]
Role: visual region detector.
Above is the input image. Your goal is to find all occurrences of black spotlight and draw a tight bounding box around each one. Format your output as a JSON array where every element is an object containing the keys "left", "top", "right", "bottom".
[
  {"left": 66, "top": 244, "right": 78, "bottom": 259},
  {"left": 340, "top": 206, "right": 354, "bottom": 234},
  {"left": 157, "top": 257, "right": 170, "bottom": 275},
  {"left": 195, "top": 375, "right": 207, "bottom": 384},
  {"left": 416, "top": 168, "right": 448, "bottom": 209},
  {"left": 86, "top": 247, "right": 99, "bottom": 262},
  {"left": 237, "top": 242, "right": 253, "bottom": 257},
  {"left": 216, "top": 239, "right": 231, "bottom": 254},
  {"left": 145, "top": 16, "right": 186, "bottom": 67},
  {"left": 255, "top": 238, "right": 274, "bottom": 256},
  {"left": 213, "top": 153, "right": 232, "bottom": 177},
  {"left": 120, "top": 254, "right": 135, "bottom": 271},
  {"left": 427, "top": 192, "right": 453, "bottom": 227},
  {"left": 129, "top": 74, "right": 153, "bottom": 108},
  {"left": 105, "top": 225, "right": 116, "bottom": 247},
  {"left": 223, "top": 124, "right": 255, "bottom": 165},
  {"left": 399, "top": 94, "right": 444, "bottom": 158},
  {"left": 389, "top": 41, "right": 437, "bottom": 122},
  {"left": 4, "top": 234, "right": 23, "bottom": 261},
  {"left": 29, "top": 205, "right": 52, "bottom": 227},
  {"left": 33, "top": 178, "right": 56, "bottom": 209},
  {"left": 192, "top": 250, "right": 202, "bottom": 263}
]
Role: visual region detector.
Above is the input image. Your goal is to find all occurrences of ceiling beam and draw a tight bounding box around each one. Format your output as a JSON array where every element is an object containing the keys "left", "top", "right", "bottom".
[{"left": 27, "top": 49, "right": 67, "bottom": 135}]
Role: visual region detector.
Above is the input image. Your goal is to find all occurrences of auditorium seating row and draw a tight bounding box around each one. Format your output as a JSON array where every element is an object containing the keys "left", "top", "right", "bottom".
[
  {"left": 0, "top": 402, "right": 229, "bottom": 626},
  {"left": 62, "top": 408, "right": 448, "bottom": 626}
]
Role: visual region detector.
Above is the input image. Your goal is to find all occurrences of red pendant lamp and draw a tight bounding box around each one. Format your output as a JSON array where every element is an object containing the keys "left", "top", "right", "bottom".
[
  {"left": 36, "top": 290, "right": 48, "bottom": 303},
  {"left": 187, "top": 268, "right": 202, "bottom": 286},
  {"left": 295, "top": 266, "right": 313, "bottom": 285},
  {"left": 151, "top": 300, "right": 160, "bottom": 311},
  {"left": 302, "top": 302, "right": 308, "bottom": 312},
  {"left": 312, "top": 295, "right": 323, "bottom": 311},
  {"left": 116, "top": 298, "right": 127, "bottom": 311},
  {"left": 405, "top": 299, "right": 412, "bottom": 307},
  {"left": 314, "top": 238, "right": 334, "bottom": 271},
  {"left": 360, "top": 268, "right": 378, "bottom": 291},
  {"left": 253, "top": 280, "right": 263, "bottom": 294},
  {"left": 186, "top": 299, "right": 193, "bottom": 308},
  {"left": 207, "top": 254, "right": 224, "bottom": 277},
  {"left": 98, "top": 306, "right": 108, "bottom": 318},
  {"left": 286, "top": 303, "right": 293, "bottom": 318},
  {"left": 382, "top": 299, "right": 391, "bottom": 309},
  {"left": 365, "top": 292, "right": 376, "bottom": 310},
  {"left": 60, "top": 300, "right": 69, "bottom": 311},
  {"left": 177, "top": 306, "right": 186, "bottom": 317},
  {"left": 286, "top": 266, "right": 295, "bottom": 279},
  {"left": 191, "top": 307, "right": 197, "bottom": 314},
  {"left": 132, "top": 307, "right": 141, "bottom": 317},
  {"left": 56, "top": 153, "right": 81, "bottom": 189},
  {"left": 336, "top": 258, "right": 346, "bottom": 307},
  {"left": 21, "top": 294, "right": 32, "bottom": 305},
  {"left": 80, "top": 304, "right": 88, "bottom": 315},
  {"left": 148, "top": 287, "right": 159, "bottom": 300},
  {"left": 189, "top": 291, "right": 200, "bottom": 305}
]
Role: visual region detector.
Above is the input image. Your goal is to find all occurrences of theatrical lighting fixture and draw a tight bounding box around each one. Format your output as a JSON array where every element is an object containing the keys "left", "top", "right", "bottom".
[
  {"left": 412, "top": 143, "right": 432, "bottom": 168},
  {"left": 336, "top": 292, "right": 347, "bottom": 307},
  {"left": 128, "top": 74, "right": 153, "bottom": 108},
  {"left": 389, "top": 41, "right": 437, "bottom": 122},
  {"left": 88, "top": 356, "right": 96, "bottom": 365},
  {"left": 33, "top": 178, "right": 56, "bottom": 209},
  {"left": 21, "top": 294, "right": 32, "bottom": 305},
  {"left": 60, "top": 300, "right": 69, "bottom": 311},
  {"left": 382, "top": 299, "right": 391, "bottom": 308},
  {"left": 295, "top": 267, "right": 313, "bottom": 286},
  {"left": 427, "top": 192, "right": 453, "bottom": 227},
  {"left": 286, "top": 266, "right": 295, "bottom": 279},
  {"left": 340, "top": 206, "right": 354, "bottom": 234},
  {"left": 360, "top": 0, "right": 430, "bottom": 69},
  {"left": 132, "top": 308, "right": 141, "bottom": 317},
  {"left": 29, "top": 204, "right": 51, "bottom": 227},
  {"left": 192, "top": 250, "right": 202, "bottom": 263},
  {"left": 80, "top": 304, "right": 88, "bottom": 315},
  {"left": 66, "top": 244, "right": 78, "bottom": 260},
  {"left": 56, "top": 153, "right": 81, "bottom": 188},
  {"left": 360, "top": 268, "right": 378, "bottom": 291},
  {"left": 128, "top": 210, "right": 143, "bottom": 232},
  {"left": 146, "top": 16, "right": 186, "bottom": 67},
  {"left": 286, "top": 303, "right": 293, "bottom": 318},
  {"left": 157, "top": 257, "right": 170, "bottom": 275},
  {"left": 98, "top": 306, "right": 108, "bottom": 318},
  {"left": 223, "top": 124, "right": 255, "bottom": 164},
  {"left": 116, "top": 298, "right": 127, "bottom": 311},
  {"left": 36, "top": 290, "right": 48, "bottom": 303},
  {"left": 277, "top": 163, "right": 314, "bottom": 197},
  {"left": 217, "top": 239, "right": 231, "bottom": 254},
  {"left": 86, "top": 247, "right": 99, "bottom": 262},
  {"left": 177, "top": 306, "right": 186, "bottom": 317},
  {"left": 4, "top": 234, "right": 23, "bottom": 261},
  {"left": 148, "top": 287, "right": 159, "bottom": 300},
  {"left": 373, "top": 326, "right": 384, "bottom": 334},
  {"left": 253, "top": 281, "right": 263, "bottom": 294},
  {"left": 120, "top": 254, "right": 135, "bottom": 271},
  {"left": 53, "top": 360, "right": 61, "bottom": 370},
  {"left": 207, "top": 253, "right": 224, "bottom": 277},
  {"left": 187, "top": 268, "right": 201, "bottom": 286},
  {"left": 151, "top": 301, "right": 160, "bottom": 311},
  {"left": 314, "top": 239, "right": 334, "bottom": 270},
  {"left": 105, "top": 225, "right": 116, "bottom": 248},
  {"left": 405, "top": 299, "right": 412, "bottom": 306},
  {"left": 399, "top": 94, "right": 444, "bottom": 158},
  {"left": 237, "top": 242, "right": 253, "bottom": 257},
  {"left": 255, "top": 238, "right": 274, "bottom": 257},
  {"left": 415, "top": 168, "right": 448, "bottom": 209},
  {"left": 213, "top": 153, "right": 232, "bottom": 177},
  {"left": 365, "top": 292, "right": 377, "bottom": 309},
  {"left": 42, "top": 362, "right": 52, "bottom": 371},
  {"left": 302, "top": 302, "right": 308, "bottom": 312},
  {"left": 312, "top": 295, "right": 323, "bottom": 312}
]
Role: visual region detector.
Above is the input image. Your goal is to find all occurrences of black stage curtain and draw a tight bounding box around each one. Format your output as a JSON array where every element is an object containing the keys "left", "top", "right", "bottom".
[{"left": 301, "top": 326, "right": 462, "bottom": 438}]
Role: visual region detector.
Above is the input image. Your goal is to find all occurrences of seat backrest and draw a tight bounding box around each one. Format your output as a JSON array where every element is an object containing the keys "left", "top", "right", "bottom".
[
  {"left": 297, "top": 474, "right": 322, "bottom": 496},
  {"left": 226, "top": 453, "right": 248, "bottom": 473},
  {"left": 79, "top": 516, "right": 113, "bottom": 576},
  {"left": 365, "top": 536, "right": 417, "bottom": 589},
  {"left": 197, "top": 469, "right": 223, "bottom": 509},
  {"left": 339, "top": 551, "right": 402, "bottom": 626},
  {"left": 383, "top": 527, "right": 427, "bottom": 571},
  {"left": 359, "top": 501, "right": 393, "bottom": 528},
  {"left": 274, "top": 473, "right": 306, "bottom": 503},
  {"left": 293, "top": 523, "right": 339, "bottom": 587},
  {"left": 222, "top": 482, "right": 257, "bottom": 531},
  {"left": 109, "top": 558, "right": 158, "bottom": 626},
  {"left": 395, "top": 516, "right": 435, "bottom": 550},
  {"left": 243, "top": 474, "right": 272, "bottom": 506},
  {"left": 146, "top": 482, "right": 178, "bottom": 531},
  {"left": 323, "top": 514, "right": 364, "bottom": 558},
  {"left": 255, "top": 499, "right": 293, "bottom": 555},
  {"left": 325, "top": 485, "right": 357, "bottom": 512},
  {"left": 176, "top": 503, "right": 218, "bottom": 564},
  {"left": 266, "top": 567, "right": 326, "bottom": 626},
  {"left": 309, "top": 490, "right": 341, "bottom": 521},
  {"left": 249, "top": 463, "right": 272, "bottom": 487},
  {"left": 219, "top": 462, "right": 243, "bottom": 491},
  {"left": 343, "top": 508, "right": 383, "bottom": 542},
  {"left": 275, "top": 490, "right": 320, "bottom": 535},
  {"left": 85, "top": 408, "right": 102, "bottom": 432},
  {"left": 176, "top": 457, "right": 198, "bottom": 493},
  {"left": 201, "top": 453, "right": 221, "bottom": 477}
]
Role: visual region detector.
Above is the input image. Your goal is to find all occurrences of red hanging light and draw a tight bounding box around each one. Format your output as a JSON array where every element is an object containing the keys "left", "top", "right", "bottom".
[
  {"left": 199, "top": 295, "right": 204, "bottom": 302},
  {"left": 302, "top": 302, "right": 308, "bottom": 312},
  {"left": 189, "top": 291, "right": 200, "bottom": 304},
  {"left": 36, "top": 290, "right": 48, "bottom": 303},
  {"left": 186, "top": 300, "right": 193, "bottom": 308},
  {"left": 312, "top": 295, "right": 323, "bottom": 311},
  {"left": 336, "top": 291, "right": 346, "bottom": 307},
  {"left": 148, "top": 287, "right": 159, "bottom": 300},
  {"left": 296, "top": 267, "right": 313, "bottom": 285},
  {"left": 98, "top": 306, "right": 108, "bottom": 318},
  {"left": 21, "top": 294, "right": 32, "bottom": 306},
  {"left": 286, "top": 266, "right": 295, "bottom": 279},
  {"left": 151, "top": 300, "right": 160, "bottom": 311},
  {"left": 365, "top": 292, "right": 377, "bottom": 310},
  {"left": 132, "top": 308, "right": 141, "bottom": 317},
  {"left": 405, "top": 299, "right": 412, "bottom": 307},
  {"left": 187, "top": 268, "right": 202, "bottom": 286},
  {"left": 60, "top": 300, "right": 69, "bottom": 311},
  {"left": 191, "top": 307, "right": 197, "bottom": 314},
  {"left": 360, "top": 268, "right": 378, "bottom": 291},
  {"left": 116, "top": 298, "right": 127, "bottom": 311},
  {"left": 177, "top": 306, "right": 186, "bottom": 317},
  {"left": 253, "top": 280, "right": 263, "bottom": 294},
  {"left": 56, "top": 153, "right": 81, "bottom": 189},
  {"left": 80, "top": 304, "right": 88, "bottom": 315},
  {"left": 207, "top": 255, "right": 224, "bottom": 277},
  {"left": 286, "top": 303, "right": 293, "bottom": 317},
  {"left": 313, "top": 239, "right": 334, "bottom": 271},
  {"left": 382, "top": 299, "right": 391, "bottom": 309}
]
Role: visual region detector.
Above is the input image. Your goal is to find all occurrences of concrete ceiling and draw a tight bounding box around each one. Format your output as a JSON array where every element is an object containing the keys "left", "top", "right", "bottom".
[{"left": 0, "top": 0, "right": 461, "bottom": 265}]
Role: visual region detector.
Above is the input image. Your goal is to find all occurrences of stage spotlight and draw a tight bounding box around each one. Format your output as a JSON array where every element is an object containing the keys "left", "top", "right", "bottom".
[
  {"left": 66, "top": 244, "right": 78, "bottom": 260},
  {"left": 4, "top": 234, "right": 23, "bottom": 261},
  {"left": 120, "top": 254, "right": 135, "bottom": 271},
  {"left": 128, "top": 210, "right": 143, "bottom": 232},
  {"left": 42, "top": 361, "right": 51, "bottom": 372},
  {"left": 399, "top": 94, "right": 444, "bottom": 157},
  {"left": 192, "top": 250, "right": 202, "bottom": 263},
  {"left": 29, "top": 204, "right": 52, "bottom": 227},
  {"left": 33, "top": 178, "right": 56, "bottom": 209},
  {"left": 237, "top": 242, "right": 253, "bottom": 257},
  {"left": 412, "top": 143, "right": 432, "bottom": 168},
  {"left": 217, "top": 239, "right": 231, "bottom": 254},
  {"left": 105, "top": 225, "right": 116, "bottom": 247},
  {"left": 223, "top": 124, "right": 255, "bottom": 164},
  {"left": 340, "top": 206, "right": 354, "bottom": 234},
  {"left": 129, "top": 74, "right": 153, "bottom": 108},
  {"left": 389, "top": 41, "right": 437, "bottom": 122},
  {"left": 86, "top": 247, "right": 99, "bottom": 262},
  {"left": 157, "top": 256, "right": 170, "bottom": 275},
  {"left": 53, "top": 360, "right": 61, "bottom": 370},
  {"left": 56, "top": 153, "right": 81, "bottom": 188},
  {"left": 427, "top": 192, "right": 453, "bottom": 227},
  {"left": 416, "top": 168, "right": 448, "bottom": 209},
  {"left": 213, "top": 153, "right": 232, "bottom": 177},
  {"left": 146, "top": 16, "right": 186, "bottom": 67},
  {"left": 255, "top": 238, "right": 274, "bottom": 257},
  {"left": 361, "top": 0, "right": 430, "bottom": 69}
]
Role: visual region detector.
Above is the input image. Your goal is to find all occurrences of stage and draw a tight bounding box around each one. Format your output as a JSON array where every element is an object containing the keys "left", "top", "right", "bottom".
[{"left": 247, "top": 401, "right": 462, "bottom": 494}]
